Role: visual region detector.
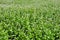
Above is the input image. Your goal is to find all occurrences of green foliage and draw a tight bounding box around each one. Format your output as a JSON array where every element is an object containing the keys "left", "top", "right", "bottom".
[{"left": 0, "top": 0, "right": 60, "bottom": 40}]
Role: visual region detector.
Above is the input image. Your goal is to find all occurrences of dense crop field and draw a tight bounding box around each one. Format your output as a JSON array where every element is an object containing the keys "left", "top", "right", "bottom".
[{"left": 0, "top": 0, "right": 60, "bottom": 40}]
